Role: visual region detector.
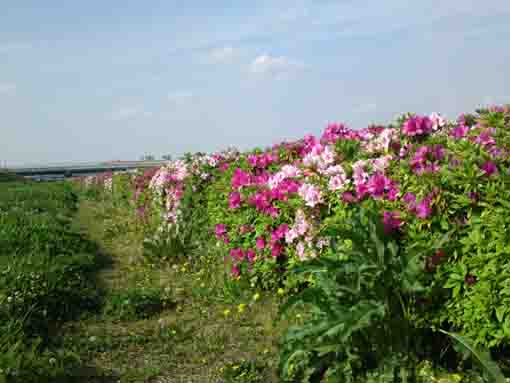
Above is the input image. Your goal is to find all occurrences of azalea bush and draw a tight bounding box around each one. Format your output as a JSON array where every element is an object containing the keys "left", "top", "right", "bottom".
[{"left": 81, "top": 105, "right": 510, "bottom": 354}]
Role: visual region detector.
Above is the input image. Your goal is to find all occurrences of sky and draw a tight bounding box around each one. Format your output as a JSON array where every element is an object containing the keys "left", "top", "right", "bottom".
[{"left": 1, "top": 1, "right": 510, "bottom": 166}]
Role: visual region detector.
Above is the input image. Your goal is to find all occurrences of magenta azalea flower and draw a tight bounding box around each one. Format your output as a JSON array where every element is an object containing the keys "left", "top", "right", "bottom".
[
  {"left": 271, "top": 224, "right": 289, "bottom": 244},
  {"left": 480, "top": 161, "right": 498, "bottom": 176},
  {"left": 215, "top": 224, "right": 227, "bottom": 238},
  {"left": 230, "top": 248, "right": 244, "bottom": 261},
  {"left": 402, "top": 115, "right": 434, "bottom": 137},
  {"left": 231, "top": 168, "right": 252, "bottom": 189},
  {"left": 450, "top": 125, "right": 469, "bottom": 139},
  {"left": 474, "top": 128, "right": 496, "bottom": 148},
  {"left": 410, "top": 145, "right": 444, "bottom": 175},
  {"left": 416, "top": 199, "right": 433, "bottom": 219},
  {"left": 402, "top": 192, "right": 417, "bottom": 210},
  {"left": 365, "top": 173, "right": 400, "bottom": 201},
  {"left": 271, "top": 243, "right": 283, "bottom": 258},
  {"left": 228, "top": 191, "right": 242, "bottom": 209},
  {"left": 256, "top": 236, "right": 266, "bottom": 250},
  {"left": 231, "top": 265, "right": 240, "bottom": 278},
  {"left": 219, "top": 162, "right": 230, "bottom": 172},
  {"left": 246, "top": 249, "right": 256, "bottom": 263},
  {"left": 321, "top": 123, "right": 358, "bottom": 144},
  {"left": 382, "top": 211, "right": 403, "bottom": 234}
]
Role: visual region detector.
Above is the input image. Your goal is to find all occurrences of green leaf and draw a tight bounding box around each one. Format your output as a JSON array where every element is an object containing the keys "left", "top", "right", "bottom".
[
  {"left": 495, "top": 307, "right": 506, "bottom": 323},
  {"left": 439, "top": 330, "right": 506, "bottom": 383}
]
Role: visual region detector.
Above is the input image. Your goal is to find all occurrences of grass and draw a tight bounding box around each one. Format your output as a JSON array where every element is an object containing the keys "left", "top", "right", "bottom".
[{"left": 60, "top": 199, "right": 286, "bottom": 382}]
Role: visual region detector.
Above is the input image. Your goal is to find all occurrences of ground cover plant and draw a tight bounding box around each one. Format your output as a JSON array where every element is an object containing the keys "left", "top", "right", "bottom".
[
  {"left": 0, "top": 181, "right": 105, "bottom": 382},
  {"left": 64, "top": 104, "right": 510, "bottom": 381}
]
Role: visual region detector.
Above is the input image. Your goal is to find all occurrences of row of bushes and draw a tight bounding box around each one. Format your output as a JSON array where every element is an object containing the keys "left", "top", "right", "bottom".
[
  {"left": 0, "top": 181, "right": 104, "bottom": 382},
  {"left": 80, "top": 105, "right": 510, "bottom": 381}
]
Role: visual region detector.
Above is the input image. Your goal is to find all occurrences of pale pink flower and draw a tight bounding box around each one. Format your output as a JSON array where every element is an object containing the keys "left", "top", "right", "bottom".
[
  {"left": 429, "top": 112, "right": 447, "bottom": 131},
  {"left": 298, "top": 183, "right": 323, "bottom": 207},
  {"left": 328, "top": 174, "right": 349, "bottom": 191}
]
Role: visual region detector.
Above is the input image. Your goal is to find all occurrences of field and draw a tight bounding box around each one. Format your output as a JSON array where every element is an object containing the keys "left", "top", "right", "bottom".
[{"left": 3, "top": 106, "right": 510, "bottom": 382}]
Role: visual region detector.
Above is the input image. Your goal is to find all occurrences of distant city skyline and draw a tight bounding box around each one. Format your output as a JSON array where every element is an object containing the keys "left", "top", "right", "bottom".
[{"left": 1, "top": 1, "right": 509, "bottom": 166}]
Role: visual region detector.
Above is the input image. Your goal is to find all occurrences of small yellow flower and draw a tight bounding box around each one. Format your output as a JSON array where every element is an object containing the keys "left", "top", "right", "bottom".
[
  {"left": 238, "top": 303, "right": 246, "bottom": 313},
  {"left": 253, "top": 293, "right": 260, "bottom": 301},
  {"left": 223, "top": 309, "right": 231, "bottom": 317},
  {"left": 277, "top": 288, "right": 285, "bottom": 295}
]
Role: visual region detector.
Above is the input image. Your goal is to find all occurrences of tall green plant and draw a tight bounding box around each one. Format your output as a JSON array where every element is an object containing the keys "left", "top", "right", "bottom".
[{"left": 278, "top": 204, "right": 449, "bottom": 382}]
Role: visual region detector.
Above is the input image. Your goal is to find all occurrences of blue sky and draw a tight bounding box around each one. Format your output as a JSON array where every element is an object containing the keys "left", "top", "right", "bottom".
[{"left": 1, "top": 1, "right": 510, "bottom": 166}]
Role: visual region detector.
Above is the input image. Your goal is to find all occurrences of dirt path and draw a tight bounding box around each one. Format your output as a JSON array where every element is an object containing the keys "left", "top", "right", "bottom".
[{"left": 62, "top": 200, "right": 281, "bottom": 383}]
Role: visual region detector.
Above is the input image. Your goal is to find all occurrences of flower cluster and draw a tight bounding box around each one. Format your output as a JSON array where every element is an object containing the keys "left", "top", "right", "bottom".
[{"left": 80, "top": 106, "right": 510, "bottom": 292}]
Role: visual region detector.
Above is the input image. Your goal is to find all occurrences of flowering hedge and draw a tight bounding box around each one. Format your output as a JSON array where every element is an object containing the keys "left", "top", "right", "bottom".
[{"left": 81, "top": 105, "right": 510, "bottom": 349}]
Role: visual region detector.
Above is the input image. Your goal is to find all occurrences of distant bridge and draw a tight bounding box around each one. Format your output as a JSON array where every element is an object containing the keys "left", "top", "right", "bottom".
[{"left": 8, "top": 161, "right": 168, "bottom": 178}]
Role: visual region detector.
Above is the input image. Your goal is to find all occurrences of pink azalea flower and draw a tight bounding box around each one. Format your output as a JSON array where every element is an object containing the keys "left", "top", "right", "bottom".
[
  {"left": 296, "top": 242, "right": 306, "bottom": 260},
  {"left": 429, "top": 112, "right": 446, "bottom": 131},
  {"left": 298, "top": 183, "right": 323, "bottom": 207},
  {"left": 328, "top": 174, "right": 349, "bottom": 191},
  {"left": 341, "top": 191, "right": 356, "bottom": 203}
]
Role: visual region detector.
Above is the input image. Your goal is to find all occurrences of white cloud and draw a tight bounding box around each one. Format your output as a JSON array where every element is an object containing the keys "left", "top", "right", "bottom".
[
  {"left": 0, "top": 83, "right": 16, "bottom": 94},
  {"left": 0, "top": 42, "right": 32, "bottom": 54},
  {"left": 168, "top": 91, "right": 193, "bottom": 106},
  {"left": 250, "top": 54, "right": 304, "bottom": 75},
  {"left": 208, "top": 46, "right": 235, "bottom": 63},
  {"left": 110, "top": 106, "right": 152, "bottom": 121}
]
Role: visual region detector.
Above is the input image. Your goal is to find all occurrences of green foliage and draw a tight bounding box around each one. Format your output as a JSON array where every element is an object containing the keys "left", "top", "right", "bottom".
[
  {"left": 278, "top": 204, "right": 449, "bottom": 382},
  {"left": 103, "top": 287, "right": 174, "bottom": 320},
  {"left": 0, "top": 181, "right": 104, "bottom": 382},
  {"left": 434, "top": 205, "right": 510, "bottom": 348},
  {"left": 440, "top": 330, "right": 506, "bottom": 383},
  {"left": 0, "top": 172, "right": 24, "bottom": 183},
  {"left": 220, "top": 359, "right": 270, "bottom": 383}
]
